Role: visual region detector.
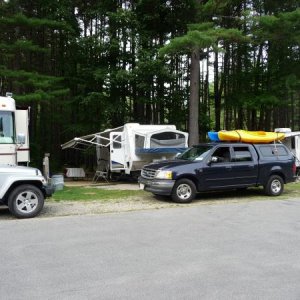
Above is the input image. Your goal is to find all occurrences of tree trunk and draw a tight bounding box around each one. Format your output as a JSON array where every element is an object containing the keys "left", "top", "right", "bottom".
[
  {"left": 214, "top": 50, "right": 221, "bottom": 131},
  {"left": 188, "top": 49, "right": 200, "bottom": 146}
]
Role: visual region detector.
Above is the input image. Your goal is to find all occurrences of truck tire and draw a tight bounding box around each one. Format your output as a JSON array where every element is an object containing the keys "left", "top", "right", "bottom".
[
  {"left": 8, "top": 184, "right": 44, "bottom": 218},
  {"left": 264, "top": 175, "right": 284, "bottom": 196},
  {"left": 171, "top": 179, "right": 196, "bottom": 203}
]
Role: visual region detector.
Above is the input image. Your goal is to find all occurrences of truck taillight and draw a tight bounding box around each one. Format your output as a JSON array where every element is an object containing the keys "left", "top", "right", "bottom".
[{"left": 292, "top": 163, "right": 297, "bottom": 174}]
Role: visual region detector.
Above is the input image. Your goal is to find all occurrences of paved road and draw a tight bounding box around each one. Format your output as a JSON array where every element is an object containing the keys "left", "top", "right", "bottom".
[{"left": 1, "top": 199, "right": 300, "bottom": 300}]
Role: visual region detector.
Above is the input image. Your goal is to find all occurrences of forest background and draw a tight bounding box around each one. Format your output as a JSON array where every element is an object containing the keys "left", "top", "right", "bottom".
[{"left": 0, "top": 0, "right": 299, "bottom": 171}]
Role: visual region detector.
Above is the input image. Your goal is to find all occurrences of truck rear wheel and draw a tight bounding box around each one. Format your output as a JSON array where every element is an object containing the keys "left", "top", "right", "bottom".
[
  {"left": 264, "top": 175, "right": 284, "bottom": 196},
  {"left": 171, "top": 179, "right": 196, "bottom": 203},
  {"left": 8, "top": 184, "right": 44, "bottom": 218}
]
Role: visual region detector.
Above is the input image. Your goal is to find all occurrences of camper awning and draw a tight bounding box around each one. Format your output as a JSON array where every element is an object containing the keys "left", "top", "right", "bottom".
[
  {"left": 283, "top": 131, "right": 300, "bottom": 138},
  {"left": 61, "top": 135, "right": 99, "bottom": 150},
  {"left": 61, "top": 126, "right": 125, "bottom": 150}
]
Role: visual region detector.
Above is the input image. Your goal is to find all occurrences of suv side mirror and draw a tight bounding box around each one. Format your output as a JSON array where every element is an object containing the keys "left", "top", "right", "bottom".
[
  {"left": 17, "top": 133, "right": 25, "bottom": 145},
  {"left": 175, "top": 153, "right": 181, "bottom": 159}
]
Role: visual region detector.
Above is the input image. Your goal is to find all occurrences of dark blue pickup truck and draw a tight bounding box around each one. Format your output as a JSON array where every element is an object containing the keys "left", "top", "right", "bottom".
[{"left": 138, "top": 143, "right": 297, "bottom": 203}]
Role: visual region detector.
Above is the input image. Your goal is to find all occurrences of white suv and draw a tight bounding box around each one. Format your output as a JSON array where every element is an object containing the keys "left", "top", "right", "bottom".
[{"left": 0, "top": 165, "right": 54, "bottom": 218}]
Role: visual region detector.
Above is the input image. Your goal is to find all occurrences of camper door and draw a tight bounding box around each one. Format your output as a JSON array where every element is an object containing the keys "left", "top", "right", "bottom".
[{"left": 110, "top": 132, "right": 125, "bottom": 171}]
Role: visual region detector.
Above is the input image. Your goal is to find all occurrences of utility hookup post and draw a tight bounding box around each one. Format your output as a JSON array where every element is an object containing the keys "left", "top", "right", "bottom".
[{"left": 43, "top": 153, "right": 50, "bottom": 182}]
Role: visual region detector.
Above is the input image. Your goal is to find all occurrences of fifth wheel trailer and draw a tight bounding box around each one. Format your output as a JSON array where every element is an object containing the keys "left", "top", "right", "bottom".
[{"left": 0, "top": 93, "right": 30, "bottom": 165}]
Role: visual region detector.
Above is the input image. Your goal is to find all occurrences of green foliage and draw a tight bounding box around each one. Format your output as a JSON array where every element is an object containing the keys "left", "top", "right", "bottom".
[
  {"left": 0, "top": 0, "right": 299, "bottom": 169},
  {"left": 0, "top": 40, "right": 49, "bottom": 53},
  {"left": 255, "top": 8, "right": 300, "bottom": 43},
  {"left": 160, "top": 21, "right": 247, "bottom": 56},
  {"left": 159, "top": 29, "right": 215, "bottom": 56},
  {"left": 214, "top": 28, "right": 250, "bottom": 43},
  {"left": 286, "top": 74, "right": 300, "bottom": 91},
  {"left": 0, "top": 13, "right": 73, "bottom": 31}
]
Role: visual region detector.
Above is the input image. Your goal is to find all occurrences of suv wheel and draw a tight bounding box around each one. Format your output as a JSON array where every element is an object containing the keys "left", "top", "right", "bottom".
[
  {"left": 264, "top": 175, "right": 284, "bottom": 196},
  {"left": 171, "top": 179, "right": 196, "bottom": 203},
  {"left": 8, "top": 184, "right": 44, "bottom": 218}
]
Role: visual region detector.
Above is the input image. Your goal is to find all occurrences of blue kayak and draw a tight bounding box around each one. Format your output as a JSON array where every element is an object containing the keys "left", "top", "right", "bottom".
[{"left": 208, "top": 131, "right": 220, "bottom": 141}]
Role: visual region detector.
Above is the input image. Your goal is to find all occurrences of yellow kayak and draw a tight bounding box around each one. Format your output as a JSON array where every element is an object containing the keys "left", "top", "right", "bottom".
[{"left": 218, "top": 130, "right": 285, "bottom": 143}]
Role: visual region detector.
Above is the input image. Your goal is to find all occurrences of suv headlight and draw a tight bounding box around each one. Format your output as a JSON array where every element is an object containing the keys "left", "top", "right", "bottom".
[
  {"left": 36, "top": 169, "right": 43, "bottom": 176},
  {"left": 155, "top": 170, "right": 173, "bottom": 179}
]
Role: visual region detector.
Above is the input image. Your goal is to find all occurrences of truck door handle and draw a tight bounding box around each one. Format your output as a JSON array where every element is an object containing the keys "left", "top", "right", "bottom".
[{"left": 225, "top": 166, "right": 232, "bottom": 169}]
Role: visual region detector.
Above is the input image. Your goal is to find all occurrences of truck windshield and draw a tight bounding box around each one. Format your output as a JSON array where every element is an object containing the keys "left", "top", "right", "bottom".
[
  {"left": 0, "top": 111, "right": 15, "bottom": 144},
  {"left": 179, "top": 145, "right": 213, "bottom": 161}
]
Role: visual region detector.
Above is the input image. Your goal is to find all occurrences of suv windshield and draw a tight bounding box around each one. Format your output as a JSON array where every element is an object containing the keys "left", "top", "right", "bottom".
[{"left": 179, "top": 145, "right": 213, "bottom": 161}]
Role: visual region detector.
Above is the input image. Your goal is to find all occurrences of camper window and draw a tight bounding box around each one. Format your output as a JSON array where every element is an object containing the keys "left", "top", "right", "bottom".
[
  {"left": 135, "top": 134, "right": 145, "bottom": 148},
  {"left": 0, "top": 111, "right": 15, "bottom": 144},
  {"left": 113, "top": 135, "right": 122, "bottom": 149},
  {"left": 150, "top": 132, "right": 185, "bottom": 148}
]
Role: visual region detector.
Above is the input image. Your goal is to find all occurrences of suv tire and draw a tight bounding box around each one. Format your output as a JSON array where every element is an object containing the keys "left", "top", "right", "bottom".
[
  {"left": 264, "top": 175, "right": 284, "bottom": 196},
  {"left": 8, "top": 184, "right": 44, "bottom": 218},
  {"left": 171, "top": 179, "right": 196, "bottom": 203}
]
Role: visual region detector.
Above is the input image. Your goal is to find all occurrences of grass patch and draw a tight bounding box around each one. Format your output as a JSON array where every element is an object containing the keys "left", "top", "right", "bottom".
[
  {"left": 49, "top": 182, "right": 300, "bottom": 203},
  {"left": 282, "top": 181, "right": 300, "bottom": 196},
  {"left": 50, "top": 187, "right": 147, "bottom": 202}
]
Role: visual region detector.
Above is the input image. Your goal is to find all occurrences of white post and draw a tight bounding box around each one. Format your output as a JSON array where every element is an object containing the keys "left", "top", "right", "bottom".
[{"left": 43, "top": 153, "right": 50, "bottom": 182}]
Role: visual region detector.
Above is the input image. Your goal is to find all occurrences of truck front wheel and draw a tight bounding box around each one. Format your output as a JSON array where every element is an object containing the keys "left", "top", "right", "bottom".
[
  {"left": 8, "top": 184, "right": 44, "bottom": 218},
  {"left": 264, "top": 175, "right": 284, "bottom": 196},
  {"left": 171, "top": 179, "right": 196, "bottom": 203}
]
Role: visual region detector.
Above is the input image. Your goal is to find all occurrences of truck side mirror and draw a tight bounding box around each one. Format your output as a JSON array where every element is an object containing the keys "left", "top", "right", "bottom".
[
  {"left": 208, "top": 156, "right": 218, "bottom": 165},
  {"left": 17, "top": 133, "right": 25, "bottom": 145}
]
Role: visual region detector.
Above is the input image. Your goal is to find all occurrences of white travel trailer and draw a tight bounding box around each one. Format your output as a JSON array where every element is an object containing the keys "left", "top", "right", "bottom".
[
  {"left": 62, "top": 123, "right": 188, "bottom": 178},
  {"left": 0, "top": 93, "right": 30, "bottom": 165},
  {"left": 275, "top": 128, "right": 300, "bottom": 172}
]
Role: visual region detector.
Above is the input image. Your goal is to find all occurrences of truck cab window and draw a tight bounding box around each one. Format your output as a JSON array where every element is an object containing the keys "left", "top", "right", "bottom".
[
  {"left": 211, "top": 147, "right": 231, "bottom": 162},
  {"left": 233, "top": 147, "right": 252, "bottom": 162},
  {"left": 0, "top": 112, "right": 15, "bottom": 144}
]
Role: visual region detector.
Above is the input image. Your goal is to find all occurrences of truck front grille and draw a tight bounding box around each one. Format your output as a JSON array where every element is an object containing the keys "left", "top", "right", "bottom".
[{"left": 141, "top": 168, "right": 156, "bottom": 179}]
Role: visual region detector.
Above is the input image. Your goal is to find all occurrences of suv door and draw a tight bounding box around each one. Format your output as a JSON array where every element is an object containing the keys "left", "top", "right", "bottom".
[{"left": 201, "top": 146, "right": 233, "bottom": 189}]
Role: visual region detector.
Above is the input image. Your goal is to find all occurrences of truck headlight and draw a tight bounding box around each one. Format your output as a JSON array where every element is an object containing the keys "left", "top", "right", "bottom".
[{"left": 155, "top": 170, "right": 173, "bottom": 179}]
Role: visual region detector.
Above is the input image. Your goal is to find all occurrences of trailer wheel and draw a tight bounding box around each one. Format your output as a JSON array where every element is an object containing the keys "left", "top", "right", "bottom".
[
  {"left": 8, "top": 184, "right": 44, "bottom": 218},
  {"left": 171, "top": 179, "right": 196, "bottom": 203},
  {"left": 264, "top": 175, "right": 284, "bottom": 196}
]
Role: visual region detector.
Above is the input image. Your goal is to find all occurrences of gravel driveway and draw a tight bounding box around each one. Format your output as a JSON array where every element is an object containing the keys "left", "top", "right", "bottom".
[{"left": 1, "top": 182, "right": 299, "bottom": 220}]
